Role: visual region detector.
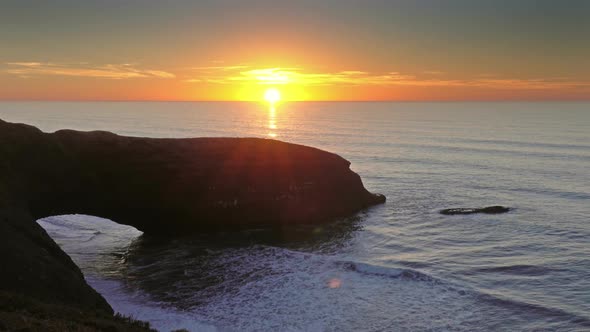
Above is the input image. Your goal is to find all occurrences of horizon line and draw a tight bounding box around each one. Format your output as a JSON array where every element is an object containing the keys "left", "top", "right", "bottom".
[{"left": 1, "top": 99, "right": 589, "bottom": 103}]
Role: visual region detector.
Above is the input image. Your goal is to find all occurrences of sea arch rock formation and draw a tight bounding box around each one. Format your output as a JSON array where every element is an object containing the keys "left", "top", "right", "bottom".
[{"left": 0, "top": 118, "right": 384, "bottom": 313}]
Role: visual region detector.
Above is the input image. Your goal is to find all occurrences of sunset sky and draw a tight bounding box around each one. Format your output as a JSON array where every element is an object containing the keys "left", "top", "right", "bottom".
[{"left": 1, "top": 0, "right": 589, "bottom": 101}]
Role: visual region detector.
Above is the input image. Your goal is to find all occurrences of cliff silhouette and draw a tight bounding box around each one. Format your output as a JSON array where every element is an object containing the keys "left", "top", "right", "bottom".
[{"left": 0, "top": 118, "right": 384, "bottom": 328}]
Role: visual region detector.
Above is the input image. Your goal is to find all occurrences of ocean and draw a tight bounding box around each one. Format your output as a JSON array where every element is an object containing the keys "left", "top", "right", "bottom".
[{"left": 1, "top": 101, "right": 589, "bottom": 331}]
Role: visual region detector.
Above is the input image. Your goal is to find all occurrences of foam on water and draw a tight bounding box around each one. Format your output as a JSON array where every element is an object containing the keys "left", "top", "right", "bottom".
[
  {"left": 38, "top": 214, "right": 588, "bottom": 331},
  {"left": 87, "top": 277, "right": 220, "bottom": 332},
  {"left": 38, "top": 215, "right": 483, "bottom": 331},
  {"left": 39, "top": 215, "right": 221, "bottom": 331}
]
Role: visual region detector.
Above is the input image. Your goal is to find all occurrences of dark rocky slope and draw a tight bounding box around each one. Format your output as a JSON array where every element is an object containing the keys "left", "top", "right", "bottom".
[{"left": 0, "top": 118, "right": 384, "bottom": 328}]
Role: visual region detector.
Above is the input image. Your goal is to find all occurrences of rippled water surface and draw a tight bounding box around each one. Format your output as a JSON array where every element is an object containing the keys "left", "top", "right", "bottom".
[{"left": 1, "top": 101, "right": 589, "bottom": 331}]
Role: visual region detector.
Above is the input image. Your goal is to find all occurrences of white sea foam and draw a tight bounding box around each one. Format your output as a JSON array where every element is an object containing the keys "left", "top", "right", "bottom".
[
  {"left": 87, "top": 277, "right": 220, "bottom": 332},
  {"left": 40, "top": 215, "right": 222, "bottom": 331},
  {"left": 38, "top": 215, "right": 485, "bottom": 331}
]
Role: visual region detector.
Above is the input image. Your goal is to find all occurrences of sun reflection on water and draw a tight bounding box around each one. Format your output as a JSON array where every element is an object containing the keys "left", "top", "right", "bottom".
[{"left": 268, "top": 105, "right": 277, "bottom": 138}]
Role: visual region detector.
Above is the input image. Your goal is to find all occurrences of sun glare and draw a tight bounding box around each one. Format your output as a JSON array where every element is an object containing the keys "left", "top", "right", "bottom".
[{"left": 264, "top": 88, "right": 281, "bottom": 104}]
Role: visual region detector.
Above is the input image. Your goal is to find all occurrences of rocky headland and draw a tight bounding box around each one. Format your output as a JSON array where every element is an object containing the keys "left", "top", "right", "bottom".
[{"left": 0, "top": 118, "right": 384, "bottom": 330}]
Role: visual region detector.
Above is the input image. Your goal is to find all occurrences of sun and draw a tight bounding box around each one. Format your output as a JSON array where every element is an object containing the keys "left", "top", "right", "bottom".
[{"left": 264, "top": 88, "right": 281, "bottom": 104}]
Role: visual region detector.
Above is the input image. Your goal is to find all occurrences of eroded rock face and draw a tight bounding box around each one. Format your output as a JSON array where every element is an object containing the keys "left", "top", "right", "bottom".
[
  {"left": 0, "top": 118, "right": 384, "bottom": 311},
  {"left": 440, "top": 206, "right": 511, "bottom": 215}
]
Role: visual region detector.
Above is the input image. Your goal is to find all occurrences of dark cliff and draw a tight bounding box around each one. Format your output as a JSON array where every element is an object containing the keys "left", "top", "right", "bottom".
[{"left": 0, "top": 118, "right": 384, "bottom": 327}]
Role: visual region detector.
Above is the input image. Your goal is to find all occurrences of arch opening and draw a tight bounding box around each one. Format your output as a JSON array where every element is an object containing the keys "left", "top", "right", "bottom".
[{"left": 37, "top": 214, "right": 143, "bottom": 275}]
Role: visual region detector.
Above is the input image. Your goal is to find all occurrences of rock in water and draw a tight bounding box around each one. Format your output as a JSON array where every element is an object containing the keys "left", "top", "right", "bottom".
[
  {"left": 440, "top": 206, "right": 511, "bottom": 215},
  {"left": 0, "top": 118, "right": 385, "bottom": 315}
]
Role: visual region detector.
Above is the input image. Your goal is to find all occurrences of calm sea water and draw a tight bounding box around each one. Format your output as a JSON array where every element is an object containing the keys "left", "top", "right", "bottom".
[{"left": 1, "top": 101, "right": 589, "bottom": 331}]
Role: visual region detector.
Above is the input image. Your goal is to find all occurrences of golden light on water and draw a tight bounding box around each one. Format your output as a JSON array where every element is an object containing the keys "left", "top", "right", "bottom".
[
  {"left": 268, "top": 105, "right": 277, "bottom": 138},
  {"left": 265, "top": 88, "right": 281, "bottom": 138}
]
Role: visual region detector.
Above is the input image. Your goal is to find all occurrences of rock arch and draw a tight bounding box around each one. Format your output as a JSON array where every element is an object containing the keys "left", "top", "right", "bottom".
[{"left": 0, "top": 118, "right": 384, "bottom": 313}]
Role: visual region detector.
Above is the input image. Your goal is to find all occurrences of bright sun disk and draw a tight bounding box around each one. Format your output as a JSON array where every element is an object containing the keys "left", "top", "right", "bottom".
[{"left": 264, "top": 88, "right": 281, "bottom": 104}]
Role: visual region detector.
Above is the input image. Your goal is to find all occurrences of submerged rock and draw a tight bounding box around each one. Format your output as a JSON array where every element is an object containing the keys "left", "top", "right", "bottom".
[
  {"left": 0, "top": 118, "right": 385, "bottom": 316},
  {"left": 440, "top": 206, "right": 511, "bottom": 215}
]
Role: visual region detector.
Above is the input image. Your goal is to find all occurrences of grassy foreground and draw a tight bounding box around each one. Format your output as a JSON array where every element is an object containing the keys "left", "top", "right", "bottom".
[{"left": 0, "top": 291, "right": 155, "bottom": 332}]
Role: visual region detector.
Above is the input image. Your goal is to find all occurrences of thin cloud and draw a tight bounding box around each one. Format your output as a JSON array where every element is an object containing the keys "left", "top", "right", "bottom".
[
  {"left": 423, "top": 70, "right": 445, "bottom": 75},
  {"left": 5, "top": 62, "right": 175, "bottom": 79},
  {"left": 471, "top": 78, "right": 590, "bottom": 90},
  {"left": 189, "top": 65, "right": 249, "bottom": 71},
  {"left": 184, "top": 65, "right": 590, "bottom": 91},
  {"left": 186, "top": 67, "right": 415, "bottom": 86}
]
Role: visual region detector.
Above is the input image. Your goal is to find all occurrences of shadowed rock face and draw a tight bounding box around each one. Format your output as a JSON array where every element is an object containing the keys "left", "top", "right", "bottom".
[
  {"left": 1, "top": 119, "right": 384, "bottom": 234},
  {"left": 0, "top": 118, "right": 384, "bottom": 312}
]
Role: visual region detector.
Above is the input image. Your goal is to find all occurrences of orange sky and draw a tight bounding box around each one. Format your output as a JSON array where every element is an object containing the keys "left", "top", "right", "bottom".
[
  {"left": 3, "top": 62, "right": 589, "bottom": 102},
  {"left": 1, "top": 1, "right": 589, "bottom": 101}
]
